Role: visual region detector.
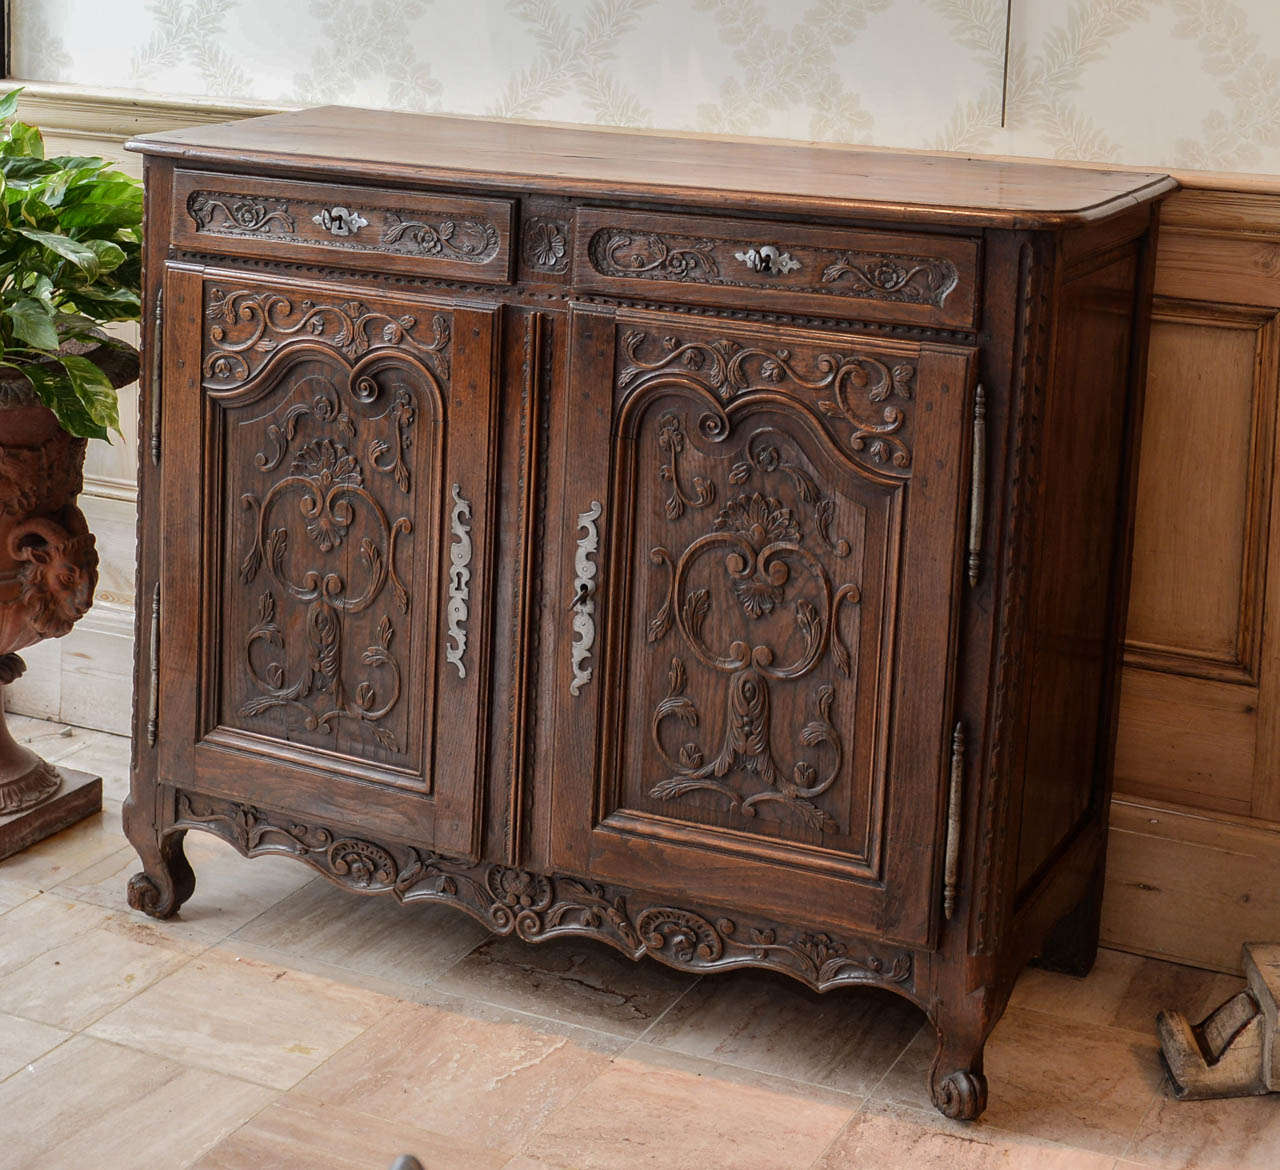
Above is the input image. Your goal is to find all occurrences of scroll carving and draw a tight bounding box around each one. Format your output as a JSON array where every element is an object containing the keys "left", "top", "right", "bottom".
[
  {"left": 821, "top": 254, "right": 958, "bottom": 307},
  {"left": 587, "top": 226, "right": 959, "bottom": 312},
  {"left": 382, "top": 213, "right": 501, "bottom": 263},
  {"left": 171, "top": 791, "right": 916, "bottom": 995},
  {"left": 229, "top": 314, "right": 444, "bottom": 757},
  {"left": 618, "top": 328, "right": 915, "bottom": 474},
  {"left": 187, "top": 192, "right": 295, "bottom": 235},
  {"left": 570, "top": 501, "right": 602, "bottom": 696},
  {"left": 646, "top": 469, "right": 862, "bottom": 832},
  {"left": 445, "top": 483, "right": 473, "bottom": 679},
  {"left": 203, "top": 287, "right": 451, "bottom": 389}
]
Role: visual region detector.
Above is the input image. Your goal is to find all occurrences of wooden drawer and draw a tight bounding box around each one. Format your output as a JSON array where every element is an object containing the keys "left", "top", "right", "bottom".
[
  {"left": 173, "top": 170, "right": 514, "bottom": 283},
  {"left": 573, "top": 208, "right": 979, "bottom": 329}
]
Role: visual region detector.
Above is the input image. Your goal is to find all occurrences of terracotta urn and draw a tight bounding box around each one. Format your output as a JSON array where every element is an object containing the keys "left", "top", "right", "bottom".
[{"left": 0, "top": 345, "right": 137, "bottom": 845}]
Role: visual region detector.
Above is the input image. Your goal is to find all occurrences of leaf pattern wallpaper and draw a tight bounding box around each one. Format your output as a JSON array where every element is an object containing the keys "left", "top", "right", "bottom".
[{"left": 11, "top": 0, "right": 1280, "bottom": 174}]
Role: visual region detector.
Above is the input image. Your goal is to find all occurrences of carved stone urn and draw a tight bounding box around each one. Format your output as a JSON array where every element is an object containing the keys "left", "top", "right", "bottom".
[{"left": 0, "top": 345, "right": 137, "bottom": 858}]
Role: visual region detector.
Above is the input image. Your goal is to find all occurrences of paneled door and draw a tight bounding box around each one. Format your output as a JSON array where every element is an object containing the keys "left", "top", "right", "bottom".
[
  {"left": 156, "top": 266, "right": 501, "bottom": 858},
  {"left": 546, "top": 307, "right": 975, "bottom": 944}
]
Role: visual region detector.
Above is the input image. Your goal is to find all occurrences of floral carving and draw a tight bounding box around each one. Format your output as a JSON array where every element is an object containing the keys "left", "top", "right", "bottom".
[
  {"left": 821, "top": 254, "right": 958, "bottom": 307},
  {"left": 381, "top": 213, "right": 501, "bottom": 263},
  {"left": 587, "top": 225, "right": 959, "bottom": 313},
  {"left": 618, "top": 329, "right": 915, "bottom": 473},
  {"left": 522, "top": 217, "right": 570, "bottom": 273},
  {"left": 657, "top": 411, "right": 715, "bottom": 520},
  {"left": 203, "top": 288, "right": 450, "bottom": 389},
  {"left": 187, "top": 192, "right": 295, "bottom": 235},
  {"left": 168, "top": 791, "right": 915, "bottom": 996},
  {"left": 589, "top": 230, "right": 719, "bottom": 279},
  {"left": 644, "top": 405, "right": 863, "bottom": 833},
  {"left": 232, "top": 329, "right": 432, "bottom": 757}
]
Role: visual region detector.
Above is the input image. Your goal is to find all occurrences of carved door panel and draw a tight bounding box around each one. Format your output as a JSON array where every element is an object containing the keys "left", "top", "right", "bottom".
[
  {"left": 547, "top": 307, "right": 974, "bottom": 944},
  {"left": 157, "top": 266, "right": 500, "bottom": 858}
]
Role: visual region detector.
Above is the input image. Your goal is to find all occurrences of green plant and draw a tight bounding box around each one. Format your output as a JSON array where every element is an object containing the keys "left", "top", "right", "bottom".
[{"left": 0, "top": 87, "right": 142, "bottom": 439}]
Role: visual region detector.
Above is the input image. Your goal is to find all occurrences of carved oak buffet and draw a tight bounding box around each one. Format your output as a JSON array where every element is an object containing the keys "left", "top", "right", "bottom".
[{"left": 124, "top": 107, "right": 1174, "bottom": 1121}]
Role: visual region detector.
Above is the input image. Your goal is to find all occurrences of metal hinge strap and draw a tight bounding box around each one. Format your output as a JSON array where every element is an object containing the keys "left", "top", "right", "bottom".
[
  {"left": 943, "top": 720, "right": 965, "bottom": 920},
  {"left": 967, "top": 382, "right": 986, "bottom": 587}
]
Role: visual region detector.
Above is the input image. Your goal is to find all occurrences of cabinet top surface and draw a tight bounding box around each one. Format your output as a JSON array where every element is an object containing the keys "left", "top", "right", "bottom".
[{"left": 130, "top": 106, "right": 1175, "bottom": 230}]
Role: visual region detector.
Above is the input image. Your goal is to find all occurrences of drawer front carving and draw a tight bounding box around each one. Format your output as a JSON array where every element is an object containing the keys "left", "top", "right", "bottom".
[
  {"left": 573, "top": 209, "right": 979, "bottom": 329},
  {"left": 549, "top": 307, "right": 976, "bottom": 941},
  {"left": 173, "top": 170, "right": 514, "bottom": 283}
]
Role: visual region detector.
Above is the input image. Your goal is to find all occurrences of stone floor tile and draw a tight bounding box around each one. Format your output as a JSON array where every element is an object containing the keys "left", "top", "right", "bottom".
[
  {"left": 0, "top": 882, "right": 34, "bottom": 913},
  {"left": 813, "top": 1103, "right": 1121, "bottom": 1169},
  {"left": 517, "top": 1045, "right": 856, "bottom": 1170},
  {"left": 233, "top": 875, "right": 491, "bottom": 983},
  {"left": 645, "top": 969, "right": 924, "bottom": 1095},
  {"left": 433, "top": 932, "right": 696, "bottom": 1037},
  {"left": 86, "top": 946, "right": 393, "bottom": 1089},
  {"left": 0, "top": 1033, "right": 274, "bottom": 1169},
  {"left": 59, "top": 830, "right": 317, "bottom": 942},
  {"left": 874, "top": 1005, "right": 1164, "bottom": 1156},
  {"left": 0, "top": 798, "right": 127, "bottom": 897},
  {"left": 0, "top": 1012, "right": 69, "bottom": 1081},
  {"left": 1009, "top": 948, "right": 1244, "bottom": 1038},
  {"left": 27, "top": 724, "right": 133, "bottom": 804},
  {"left": 0, "top": 893, "right": 112, "bottom": 978},
  {"left": 296, "top": 998, "right": 626, "bottom": 1154},
  {"left": 0, "top": 911, "right": 201, "bottom": 1030},
  {"left": 193, "top": 1094, "right": 509, "bottom": 1170},
  {"left": 1122, "top": 1089, "right": 1280, "bottom": 1170}
]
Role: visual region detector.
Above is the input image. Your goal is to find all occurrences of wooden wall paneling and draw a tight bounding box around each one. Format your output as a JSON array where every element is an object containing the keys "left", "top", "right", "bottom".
[
  {"left": 1102, "top": 798, "right": 1280, "bottom": 974},
  {"left": 1109, "top": 186, "right": 1280, "bottom": 972}
]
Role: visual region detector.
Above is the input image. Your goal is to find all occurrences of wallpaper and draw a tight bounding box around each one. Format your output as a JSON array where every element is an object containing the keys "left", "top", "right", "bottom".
[{"left": 11, "top": 0, "right": 1280, "bottom": 175}]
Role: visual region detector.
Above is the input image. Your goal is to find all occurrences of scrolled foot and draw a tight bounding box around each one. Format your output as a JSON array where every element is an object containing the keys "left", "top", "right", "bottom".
[
  {"left": 930, "top": 1068, "right": 989, "bottom": 1120},
  {"left": 127, "top": 871, "right": 178, "bottom": 918},
  {"left": 124, "top": 829, "right": 195, "bottom": 920}
]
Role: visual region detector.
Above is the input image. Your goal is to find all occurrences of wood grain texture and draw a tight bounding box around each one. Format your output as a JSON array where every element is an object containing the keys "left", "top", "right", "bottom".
[
  {"left": 125, "top": 104, "right": 1166, "bottom": 1122},
  {"left": 127, "top": 106, "right": 1173, "bottom": 230}
]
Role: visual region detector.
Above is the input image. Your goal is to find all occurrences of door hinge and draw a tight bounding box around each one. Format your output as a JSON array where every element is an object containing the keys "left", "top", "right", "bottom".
[
  {"left": 943, "top": 720, "right": 965, "bottom": 920},
  {"left": 967, "top": 382, "right": 986, "bottom": 587},
  {"left": 146, "top": 582, "right": 160, "bottom": 746},
  {"left": 149, "top": 286, "right": 164, "bottom": 466}
]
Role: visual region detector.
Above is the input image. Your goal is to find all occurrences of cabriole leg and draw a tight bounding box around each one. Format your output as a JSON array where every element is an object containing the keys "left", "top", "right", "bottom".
[
  {"left": 124, "top": 795, "right": 195, "bottom": 919},
  {"left": 929, "top": 1006, "right": 991, "bottom": 1121}
]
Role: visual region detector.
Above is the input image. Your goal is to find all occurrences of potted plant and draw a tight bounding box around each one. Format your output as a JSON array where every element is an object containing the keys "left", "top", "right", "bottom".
[{"left": 0, "top": 87, "right": 141, "bottom": 853}]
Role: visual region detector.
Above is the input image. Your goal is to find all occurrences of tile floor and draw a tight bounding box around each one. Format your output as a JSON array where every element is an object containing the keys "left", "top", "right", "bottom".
[{"left": 0, "top": 714, "right": 1275, "bottom": 1170}]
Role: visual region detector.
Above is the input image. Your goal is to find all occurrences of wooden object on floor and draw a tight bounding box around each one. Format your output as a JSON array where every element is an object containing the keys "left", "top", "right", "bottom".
[
  {"left": 1157, "top": 943, "right": 1280, "bottom": 1099},
  {"left": 124, "top": 107, "right": 1173, "bottom": 1121}
]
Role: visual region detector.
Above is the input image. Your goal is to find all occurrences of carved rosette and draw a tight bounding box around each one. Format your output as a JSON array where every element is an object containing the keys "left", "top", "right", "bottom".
[{"left": 169, "top": 790, "right": 917, "bottom": 997}]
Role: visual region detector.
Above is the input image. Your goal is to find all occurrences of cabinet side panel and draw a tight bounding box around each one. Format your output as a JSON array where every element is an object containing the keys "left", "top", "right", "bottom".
[{"left": 1015, "top": 248, "right": 1141, "bottom": 892}]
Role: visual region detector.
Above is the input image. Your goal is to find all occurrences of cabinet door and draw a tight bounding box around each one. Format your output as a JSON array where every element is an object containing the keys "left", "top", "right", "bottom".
[
  {"left": 547, "top": 308, "right": 974, "bottom": 944},
  {"left": 157, "top": 266, "right": 500, "bottom": 858}
]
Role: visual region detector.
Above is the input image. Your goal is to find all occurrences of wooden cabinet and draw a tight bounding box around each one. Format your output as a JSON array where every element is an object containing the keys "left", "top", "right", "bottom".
[{"left": 123, "top": 107, "right": 1173, "bottom": 1121}]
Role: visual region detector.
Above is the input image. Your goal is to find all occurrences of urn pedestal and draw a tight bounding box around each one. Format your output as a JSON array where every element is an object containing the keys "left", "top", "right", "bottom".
[{"left": 0, "top": 366, "right": 121, "bottom": 860}]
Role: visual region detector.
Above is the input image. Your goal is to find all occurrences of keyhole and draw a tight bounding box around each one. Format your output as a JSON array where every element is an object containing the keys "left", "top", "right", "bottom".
[
  {"left": 570, "top": 581, "right": 591, "bottom": 609},
  {"left": 758, "top": 253, "right": 772, "bottom": 273}
]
